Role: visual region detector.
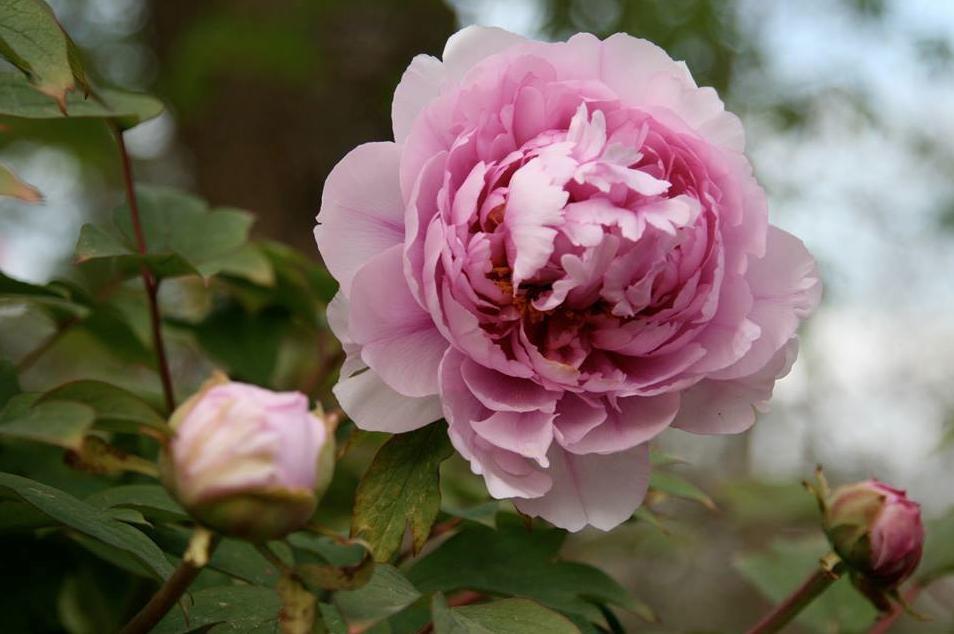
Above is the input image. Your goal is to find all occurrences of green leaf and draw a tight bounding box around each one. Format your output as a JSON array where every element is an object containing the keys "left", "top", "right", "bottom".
[
  {"left": 734, "top": 536, "right": 878, "bottom": 633},
  {"left": 39, "top": 380, "right": 166, "bottom": 434},
  {"left": 152, "top": 585, "right": 281, "bottom": 634},
  {"left": 0, "top": 395, "right": 94, "bottom": 449},
  {"left": 85, "top": 484, "right": 186, "bottom": 522},
  {"left": 318, "top": 603, "right": 348, "bottom": 634},
  {"left": 0, "top": 72, "right": 162, "bottom": 128},
  {"left": 407, "top": 517, "right": 645, "bottom": 625},
  {"left": 75, "top": 187, "right": 255, "bottom": 282},
  {"left": 721, "top": 479, "right": 818, "bottom": 527},
  {"left": 432, "top": 594, "right": 579, "bottom": 634},
  {"left": 0, "top": 161, "right": 42, "bottom": 202},
  {"left": 649, "top": 470, "right": 716, "bottom": 510},
  {"left": 352, "top": 422, "right": 454, "bottom": 562},
  {"left": 334, "top": 564, "right": 421, "bottom": 631},
  {"left": 0, "top": 0, "right": 79, "bottom": 112},
  {"left": 0, "top": 270, "right": 87, "bottom": 323},
  {"left": 0, "top": 472, "right": 174, "bottom": 579},
  {"left": 297, "top": 550, "right": 374, "bottom": 592},
  {"left": 0, "top": 360, "right": 21, "bottom": 408},
  {"left": 192, "top": 303, "right": 289, "bottom": 385}
]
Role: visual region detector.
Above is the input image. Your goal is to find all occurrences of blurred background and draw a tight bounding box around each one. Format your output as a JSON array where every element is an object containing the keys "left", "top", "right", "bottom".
[{"left": 2, "top": 0, "right": 953, "bottom": 631}]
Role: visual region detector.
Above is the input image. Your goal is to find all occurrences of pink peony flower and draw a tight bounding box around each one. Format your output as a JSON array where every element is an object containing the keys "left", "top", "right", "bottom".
[
  {"left": 824, "top": 480, "right": 924, "bottom": 591},
  {"left": 163, "top": 377, "right": 328, "bottom": 540},
  {"left": 316, "top": 27, "right": 821, "bottom": 531}
]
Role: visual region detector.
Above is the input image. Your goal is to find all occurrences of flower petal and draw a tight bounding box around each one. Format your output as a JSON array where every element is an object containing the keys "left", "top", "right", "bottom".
[
  {"left": 315, "top": 142, "right": 404, "bottom": 296},
  {"left": 515, "top": 443, "right": 651, "bottom": 531},
  {"left": 673, "top": 337, "right": 799, "bottom": 435},
  {"left": 349, "top": 245, "right": 447, "bottom": 397},
  {"left": 392, "top": 54, "right": 445, "bottom": 143},
  {"left": 564, "top": 392, "right": 679, "bottom": 455},
  {"left": 333, "top": 368, "right": 442, "bottom": 433},
  {"left": 442, "top": 26, "right": 527, "bottom": 79}
]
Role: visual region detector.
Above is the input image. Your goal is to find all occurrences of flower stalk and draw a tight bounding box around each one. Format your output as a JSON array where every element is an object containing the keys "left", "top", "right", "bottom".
[
  {"left": 746, "top": 552, "right": 844, "bottom": 634},
  {"left": 119, "top": 528, "right": 219, "bottom": 634},
  {"left": 111, "top": 123, "right": 176, "bottom": 415}
]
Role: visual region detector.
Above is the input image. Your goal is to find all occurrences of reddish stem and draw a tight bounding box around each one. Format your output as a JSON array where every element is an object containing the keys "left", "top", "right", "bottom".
[{"left": 112, "top": 125, "right": 176, "bottom": 415}]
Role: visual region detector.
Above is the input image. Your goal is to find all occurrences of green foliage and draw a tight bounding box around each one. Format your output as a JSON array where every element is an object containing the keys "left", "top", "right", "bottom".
[
  {"left": 76, "top": 186, "right": 258, "bottom": 282},
  {"left": 734, "top": 536, "right": 878, "bottom": 633},
  {"left": 40, "top": 380, "right": 166, "bottom": 433},
  {"left": 153, "top": 585, "right": 282, "bottom": 633},
  {"left": 351, "top": 423, "right": 454, "bottom": 562},
  {"left": 0, "top": 395, "right": 94, "bottom": 449},
  {"left": 0, "top": 73, "right": 162, "bottom": 128},
  {"left": 0, "top": 473, "right": 174, "bottom": 580},
  {"left": 649, "top": 470, "right": 716, "bottom": 510},
  {"left": 431, "top": 593, "right": 580, "bottom": 634},
  {"left": 334, "top": 564, "right": 421, "bottom": 630},
  {"left": 0, "top": 0, "right": 86, "bottom": 111},
  {"left": 407, "top": 515, "right": 652, "bottom": 626}
]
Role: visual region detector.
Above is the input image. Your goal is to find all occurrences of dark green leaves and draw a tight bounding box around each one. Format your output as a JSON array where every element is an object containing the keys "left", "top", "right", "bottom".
[
  {"left": 431, "top": 594, "right": 579, "bottom": 634},
  {"left": 0, "top": 395, "right": 94, "bottom": 449},
  {"left": 0, "top": 0, "right": 86, "bottom": 112},
  {"left": 39, "top": 380, "right": 166, "bottom": 434},
  {"left": 407, "top": 517, "right": 650, "bottom": 625},
  {"left": 0, "top": 73, "right": 163, "bottom": 128},
  {"left": 334, "top": 564, "right": 421, "bottom": 630},
  {"left": 153, "top": 585, "right": 281, "bottom": 634},
  {"left": 76, "top": 187, "right": 259, "bottom": 282},
  {"left": 0, "top": 473, "right": 173, "bottom": 580},
  {"left": 351, "top": 423, "right": 454, "bottom": 562}
]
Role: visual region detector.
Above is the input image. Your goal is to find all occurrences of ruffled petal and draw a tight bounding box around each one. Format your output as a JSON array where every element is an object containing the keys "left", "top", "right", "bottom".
[
  {"left": 564, "top": 392, "right": 679, "bottom": 454},
  {"left": 714, "top": 226, "right": 821, "bottom": 380},
  {"left": 673, "top": 337, "right": 799, "bottom": 435}
]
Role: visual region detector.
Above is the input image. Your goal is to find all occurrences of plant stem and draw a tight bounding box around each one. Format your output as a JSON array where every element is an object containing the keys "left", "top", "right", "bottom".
[
  {"left": 119, "top": 530, "right": 220, "bottom": 634},
  {"left": 746, "top": 553, "right": 843, "bottom": 634},
  {"left": 111, "top": 124, "right": 176, "bottom": 415}
]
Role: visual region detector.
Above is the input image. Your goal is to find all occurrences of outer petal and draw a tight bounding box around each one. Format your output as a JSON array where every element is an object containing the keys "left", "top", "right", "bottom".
[
  {"left": 713, "top": 226, "right": 821, "bottom": 380},
  {"left": 442, "top": 25, "right": 527, "bottom": 80},
  {"left": 349, "top": 245, "right": 447, "bottom": 397},
  {"left": 325, "top": 293, "right": 363, "bottom": 377},
  {"left": 392, "top": 54, "right": 445, "bottom": 143},
  {"left": 315, "top": 142, "right": 405, "bottom": 296},
  {"left": 515, "top": 444, "right": 651, "bottom": 531},
  {"left": 673, "top": 337, "right": 799, "bottom": 435},
  {"left": 333, "top": 368, "right": 442, "bottom": 433},
  {"left": 600, "top": 33, "right": 744, "bottom": 152}
]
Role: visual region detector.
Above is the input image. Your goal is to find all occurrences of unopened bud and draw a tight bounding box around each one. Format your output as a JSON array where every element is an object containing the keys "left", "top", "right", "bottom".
[
  {"left": 161, "top": 375, "right": 329, "bottom": 541},
  {"left": 823, "top": 479, "right": 923, "bottom": 606}
]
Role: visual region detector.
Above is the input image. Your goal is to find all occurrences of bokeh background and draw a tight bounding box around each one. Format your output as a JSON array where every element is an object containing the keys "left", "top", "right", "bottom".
[{"left": 2, "top": 0, "right": 953, "bottom": 631}]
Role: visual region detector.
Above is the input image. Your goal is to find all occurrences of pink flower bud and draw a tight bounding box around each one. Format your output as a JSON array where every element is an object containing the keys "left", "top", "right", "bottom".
[
  {"left": 824, "top": 480, "right": 924, "bottom": 592},
  {"left": 162, "top": 377, "right": 328, "bottom": 541}
]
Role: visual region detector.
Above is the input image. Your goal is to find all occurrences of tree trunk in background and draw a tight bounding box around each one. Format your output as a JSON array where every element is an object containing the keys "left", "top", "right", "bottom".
[{"left": 147, "top": 0, "right": 456, "bottom": 254}]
